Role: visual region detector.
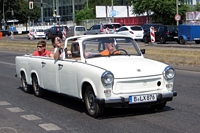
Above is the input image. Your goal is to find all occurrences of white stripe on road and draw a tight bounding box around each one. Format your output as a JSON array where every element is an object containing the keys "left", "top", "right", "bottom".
[{"left": 0, "top": 61, "right": 15, "bottom": 66}]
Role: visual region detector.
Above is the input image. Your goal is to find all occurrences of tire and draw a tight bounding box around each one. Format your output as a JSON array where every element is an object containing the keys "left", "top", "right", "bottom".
[
  {"left": 143, "top": 35, "right": 149, "bottom": 43},
  {"left": 179, "top": 36, "right": 185, "bottom": 44},
  {"left": 32, "top": 75, "right": 44, "bottom": 97},
  {"left": 84, "top": 86, "right": 104, "bottom": 118},
  {"left": 46, "top": 35, "right": 49, "bottom": 40},
  {"left": 195, "top": 40, "right": 200, "bottom": 44},
  {"left": 151, "top": 102, "right": 167, "bottom": 110},
  {"left": 160, "top": 36, "right": 166, "bottom": 44},
  {"left": 21, "top": 73, "right": 32, "bottom": 93}
]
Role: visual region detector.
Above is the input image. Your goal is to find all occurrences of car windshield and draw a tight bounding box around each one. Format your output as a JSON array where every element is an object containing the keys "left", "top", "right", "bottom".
[
  {"left": 131, "top": 26, "right": 143, "bottom": 31},
  {"left": 104, "top": 24, "right": 114, "bottom": 29},
  {"left": 167, "top": 26, "right": 177, "bottom": 32},
  {"left": 82, "top": 37, "right": 141, "bottom": 58}
]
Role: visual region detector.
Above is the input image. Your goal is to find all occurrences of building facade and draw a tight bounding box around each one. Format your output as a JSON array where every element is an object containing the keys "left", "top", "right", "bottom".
[{"left": 33, "top": 0, "right": 127, "bottom": 22}]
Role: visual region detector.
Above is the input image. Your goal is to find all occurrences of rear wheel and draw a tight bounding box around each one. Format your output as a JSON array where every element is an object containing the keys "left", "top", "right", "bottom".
[
  {"left": 84, "top": 86, "right": 104, "bottom": 118},
  {"left": 160, "top": 36, "right": 166, "bottom": 44},
  {"left": 21, "top": 73, "right": 32, "bottom": 93},
  {"left": 151, "top": 102, "right": 167, "bottom": 110},
  {"left": 179, "top": 36, "right": 185, "bottom": 44},
  {"left": 32, "top": 75, "right": 44, "bottom": 97}
]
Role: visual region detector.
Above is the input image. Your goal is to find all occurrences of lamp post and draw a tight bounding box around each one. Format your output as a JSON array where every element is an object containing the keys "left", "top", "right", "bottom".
[
  {"left": 111, "top": 0, "right": 114, "bottom": 23},
  {"left": 176, "top": 0, "right": 179, "bottom": 26},
  {"left": 2, "top": 0, "right": 6, "bottom": 30},
  {"left": 41, "top": 0, "right": 43, "bottom": 24}
]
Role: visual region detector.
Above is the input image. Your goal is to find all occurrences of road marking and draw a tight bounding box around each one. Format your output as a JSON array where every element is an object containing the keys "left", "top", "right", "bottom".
[
  {"left": 21, "top": 114, "right": 41, "bottom": 120},
  {"left": 39, "top": 123, "right": 62, "bottom": 131},
  {"left": 6, "top": 107, "right": 25, "bottom": 112},
  {"left": 0, "top": 61, "right": 15, "bottom": 66},
  {"left": 0, "top": 101, "right": 11, "bottom": 106}
]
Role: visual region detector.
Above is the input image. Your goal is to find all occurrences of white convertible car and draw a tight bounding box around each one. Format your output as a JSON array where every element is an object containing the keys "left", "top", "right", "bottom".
[{"left": 15, "top": 34, "right": 177, "bottom": 117}]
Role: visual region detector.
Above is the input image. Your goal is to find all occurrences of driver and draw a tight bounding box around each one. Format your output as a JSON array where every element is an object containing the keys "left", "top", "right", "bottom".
[{"left": 99, "top": 42, "right": 119, "bottom": 56}]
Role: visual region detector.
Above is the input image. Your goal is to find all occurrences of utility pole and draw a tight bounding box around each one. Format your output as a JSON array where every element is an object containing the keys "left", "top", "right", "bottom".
[
  {"left": 41, "top": 0, "right": 43, "bottom": 24},
  {"left": 72, "top": 0, "right": 75, "bottom": 23},
  {"left": 2, "top": 0, "right": 6, "bottom": 30},
  {"left": 111, "top": 0, "right": 114, "bottom": 23},
  {"left": 176, "top": 0, "right": 179, "bottom": 26}
]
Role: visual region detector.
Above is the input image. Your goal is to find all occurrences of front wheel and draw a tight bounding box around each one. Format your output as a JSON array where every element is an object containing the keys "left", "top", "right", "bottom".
[
  {"left": 32, "top": 75, "right": 44, "bottom": 97},
  {"left": 84, "top": 86, "right": 104, "bottom": 118},
  {"left": 143, "top": 35, "right": 149, "bottom": 43},
  {"left": 195, "top": 40, "right": 200, "bottom": 44}
]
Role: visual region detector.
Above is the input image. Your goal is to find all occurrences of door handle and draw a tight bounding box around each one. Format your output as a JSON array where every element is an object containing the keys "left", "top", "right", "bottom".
[
  {"left": 58, "top": 64, "right": 63, "bottom": 67},
  {"left": 41, "top": 62, "right": 46, "bottom": 65}
]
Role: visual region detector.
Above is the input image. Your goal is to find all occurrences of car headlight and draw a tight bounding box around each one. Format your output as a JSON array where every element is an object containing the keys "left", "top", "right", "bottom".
[
  {"left": 101, "top": 71, "right": 114, "bottom": 85},
  {"left": 163, "top": 66, "right": 176, "bottom": 80}
]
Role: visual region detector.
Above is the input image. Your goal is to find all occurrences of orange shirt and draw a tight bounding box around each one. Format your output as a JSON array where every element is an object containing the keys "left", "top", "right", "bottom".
[
  {"left": 100, "top": 49, "right": 120, "bottom": 56},
  {"left": 32, "top": 50, "right": 51, "bottom": 57}
]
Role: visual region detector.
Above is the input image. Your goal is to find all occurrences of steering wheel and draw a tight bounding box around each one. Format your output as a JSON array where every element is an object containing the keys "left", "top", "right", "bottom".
[{"left": 111, "top": 49, "right": 128, "bottom": 55}]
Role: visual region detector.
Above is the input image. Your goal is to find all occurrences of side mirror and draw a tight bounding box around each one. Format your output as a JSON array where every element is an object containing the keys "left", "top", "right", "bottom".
[{"left": 140, "top": 49, "right": 145, "bottom": 54}]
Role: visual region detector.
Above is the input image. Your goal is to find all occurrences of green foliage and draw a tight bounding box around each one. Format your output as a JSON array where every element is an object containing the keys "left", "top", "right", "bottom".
[
  {"left": 75, "top": 6, "right": 96, "bottom": 24},
  {"left": 129, "top": 0, "right": 190, "bottom": 25},
  {"left": 194, "top": 2, "right": 200, "bottom": 11},
  {"left": 0, "top": 0, "right": 40, "bottom": 25}
]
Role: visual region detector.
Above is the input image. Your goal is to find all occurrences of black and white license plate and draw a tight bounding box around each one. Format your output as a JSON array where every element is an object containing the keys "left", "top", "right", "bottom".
[{"left": 129, "top": 94, "right": 157, "bottom": 104}]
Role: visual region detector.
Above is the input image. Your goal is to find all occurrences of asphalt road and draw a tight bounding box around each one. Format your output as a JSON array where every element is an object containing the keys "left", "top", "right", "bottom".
[{"left": 0, "top": 50, "right": 200, "bottom": 133}]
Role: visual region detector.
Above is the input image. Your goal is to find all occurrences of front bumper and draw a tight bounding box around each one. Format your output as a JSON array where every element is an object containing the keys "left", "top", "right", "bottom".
[{"left": 94, "top": 91, "right": 177, "bottom": 108}]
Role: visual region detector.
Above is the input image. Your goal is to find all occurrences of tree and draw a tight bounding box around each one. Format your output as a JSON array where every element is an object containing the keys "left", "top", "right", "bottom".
[
  {"left": 128, "top": 0, "right": 190, "bottom": 25},
  {"left": 194, "top": 2, "right": 200, "bottom": 11},
  {"left": 0, "top": 0, "right": 40, "bottom": 29},
  {"left": 74, "top": 6, "right": 96, "bottom": 24}
]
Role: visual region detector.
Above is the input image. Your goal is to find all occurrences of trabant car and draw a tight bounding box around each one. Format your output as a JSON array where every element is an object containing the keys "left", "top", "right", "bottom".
[{"left": 15, "top": 34, "right": 177, "bottom": 117}]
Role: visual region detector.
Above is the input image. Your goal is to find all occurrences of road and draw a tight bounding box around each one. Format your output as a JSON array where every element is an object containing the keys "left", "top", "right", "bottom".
[{"left": 0, "top": 50, "right": 200, "bottom": 133}]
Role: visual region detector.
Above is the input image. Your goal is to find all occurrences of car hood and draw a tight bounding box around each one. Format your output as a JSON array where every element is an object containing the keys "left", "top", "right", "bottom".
[{"left": 86, "top": 57, "right": 168, "bottom": 78}]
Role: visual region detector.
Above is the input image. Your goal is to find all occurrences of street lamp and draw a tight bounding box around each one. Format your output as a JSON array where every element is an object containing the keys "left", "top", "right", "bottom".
[{"left": 176, "top": 0, "right": 179, "bottom": 26}]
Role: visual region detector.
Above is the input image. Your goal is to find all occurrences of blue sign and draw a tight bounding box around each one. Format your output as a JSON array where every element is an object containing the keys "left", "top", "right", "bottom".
[
  {"left": 110, "top": 10, "right": 116, "bottom": 17},
  {"left": 10, "top": 26, "right": 15, "bottom": 31}
]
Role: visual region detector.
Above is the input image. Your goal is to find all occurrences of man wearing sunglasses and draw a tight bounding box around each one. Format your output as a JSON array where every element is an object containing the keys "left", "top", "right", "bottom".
[{"left": 32, "top": 41, "right": 52, "bottom": 57}]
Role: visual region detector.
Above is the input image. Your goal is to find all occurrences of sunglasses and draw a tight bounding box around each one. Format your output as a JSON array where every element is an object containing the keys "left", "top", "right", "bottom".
[
  {"left": 57, "top": 37, "right": 61, "bottom": 42},
  {"left": 37, "top": 46, "right": 43, "bottom": 48}
]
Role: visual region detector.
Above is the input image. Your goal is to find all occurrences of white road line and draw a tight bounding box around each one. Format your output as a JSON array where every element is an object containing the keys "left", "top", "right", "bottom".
[
  {"left": 6, "top": 107, "right": 25, "bottom": 112},
  {"left": 39, "top": 123, "right": 62, "bottom": 131},
  {"left": 0, "top": 61, "right": 15, "bottom": 66},
  {"left": 21, "top": 114, "right": 41, "bottom": 120},
  {"left": 0, "top": 101, "right": 11, "bottom": 106}
]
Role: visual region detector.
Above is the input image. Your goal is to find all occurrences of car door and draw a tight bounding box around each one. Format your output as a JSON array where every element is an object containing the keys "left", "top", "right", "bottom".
[
  {"left": 57, "top": 60, "right": 79, "bottom": 97},
  {"left": 41, "top": 58, "right": 59, "bottom": 92},
  {"left": 86, "top": 26, "right": 94, "bottom": 35},
  {"left": 155, "top": 26, "right": 164, "bottom": 41}
]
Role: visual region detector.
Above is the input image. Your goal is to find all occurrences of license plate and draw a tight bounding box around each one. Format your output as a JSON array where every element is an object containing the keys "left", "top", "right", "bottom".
[
  {"left": 194, "top": 38, "right": 200, "bottom": 40},
  {"left": 174, "top": 36, "right": 178, "bottom": 38},
  {"left": 129, "top": 94, "right": 157, "bottom": 104}
]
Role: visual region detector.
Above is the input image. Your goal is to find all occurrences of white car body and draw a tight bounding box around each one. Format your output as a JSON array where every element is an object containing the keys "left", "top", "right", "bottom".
[
  {"left": 27, "top": 29, "right": 46, "bottom": 39},
  {"left": 15, "top": 34, "right": 177, "bottom": 117},
  {"left": 114, "top": 26, "right": 144, "bottom": 40}
]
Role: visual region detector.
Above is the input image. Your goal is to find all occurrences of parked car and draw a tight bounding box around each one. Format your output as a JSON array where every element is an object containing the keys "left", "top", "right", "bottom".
[
  {"left": 45, "top": 26, "right": 69, "bottom": 40},
  {"left": 67, "top": 26, "right": 86, "bottom": 37},
  {"left": 15, "top": 34, "right": 177, "bottom": 118},
  {"left": 143, "top": 25, "right": 178, "bottom": 44},
  {"left": 114, "top": 25, "right": 144, "bottom": 41},
  {"left": 0, "top": 30, "right": 11, "bottom": 36},
  {"left": 27, "top": 29, "right": 46, "bottom": 39},
  {"left": 142, "top": 23, "right": 163, "bottom": 34},
  {"left": 84, "top": 23, "right": 120, "bottom": 35}
]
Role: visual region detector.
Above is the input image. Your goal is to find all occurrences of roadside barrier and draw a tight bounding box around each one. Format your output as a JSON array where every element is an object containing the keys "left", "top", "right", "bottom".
[
  {"left": 150, "top": 26, "right": 155, "bottom": 43},
  {"left": 62, "top": 28, "right": 66, "bottom": 40},
  {"left": 29, "top": 30, "right": 33, "bottom": 40},
  {"left": 10, "top": 31, "right": 14, "bottom": 39},
  {"left": 105, "top": 27, "right": 109, "bottom": 34},
  {"left": 0, "top": 32, "right": 2, "bottom": 39}
]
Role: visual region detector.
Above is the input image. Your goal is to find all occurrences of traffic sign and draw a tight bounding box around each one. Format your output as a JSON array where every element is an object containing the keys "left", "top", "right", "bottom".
[{"left": 174, "top": 14, "right": 181, "bottom": 21}]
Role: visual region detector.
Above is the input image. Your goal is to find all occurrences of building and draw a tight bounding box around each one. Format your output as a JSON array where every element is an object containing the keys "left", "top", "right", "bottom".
[{"left": 32, "top": 0, "right": 127, "bottom": 22}]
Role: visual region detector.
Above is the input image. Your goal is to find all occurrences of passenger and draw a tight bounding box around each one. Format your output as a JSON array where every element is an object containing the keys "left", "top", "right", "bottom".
[
  {"left": 32, "top": 41, "right": 52, "bottom": 57},
  {"left": 99, "top": 41, "right": 119, "bottom": 56},
  {"left": 51, "top": 36, "right": 71, "bottom": 60}
]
